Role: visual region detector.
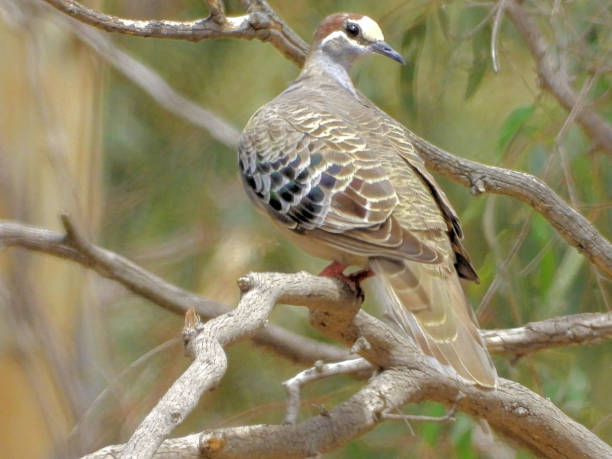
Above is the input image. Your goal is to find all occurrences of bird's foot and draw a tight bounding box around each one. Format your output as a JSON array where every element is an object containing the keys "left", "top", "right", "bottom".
[
  {"left": 318, "top": 261, "right": 374, "bottom": 299},
  {"left": 318, "top": 261, "right": 349, "bottom": 278}
]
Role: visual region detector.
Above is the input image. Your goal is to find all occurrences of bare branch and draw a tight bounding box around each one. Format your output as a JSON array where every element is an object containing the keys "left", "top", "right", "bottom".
[
  {"left": 2, "top": 219, "right": 611, "bottom": 360},
  {"left": 120, "top": 272, "right": 360, "bottom": 456},
  {"left": 483, "top": 312, "right": 612, "bottom": 355},
  {"left": 382, "top": 394, "right": 461, "bottom": 424},
  {"left": 84, "top": 369, "right": 422, "bottom": 459},
  {"left": 0, "top": 218, "right": 349, "bottom": 365},
  {"left": 2, "top": 220, "right": 611, "bottom": 456},
  {"left": 490, "top": 0, "right": 507, "bottom": 72},
  {"left": 40, "top": 0, "right": 309, "bottom": 65},
  {"left": 506, "top": 0, "right": 612, "bottom": 154},
  {"left": 283, "top": 358, "right": 372, "bottom": 425},
  {"left": 81, "top": 270, "right": 611, "bottom": 458}
]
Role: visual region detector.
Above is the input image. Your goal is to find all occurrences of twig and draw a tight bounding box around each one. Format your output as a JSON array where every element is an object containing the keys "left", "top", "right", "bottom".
[
  {"left": 0, "top": 217, "right": 349, "bottom": 365},
  {"left": 491, "top": 0, "right": 507, "bottom": 72},
  {"left": 40, "top": 0, "right": 309, "bottom": 65},
  {"left": 382, "top": 394, "right": 462, "bottom": 424},
  {"left": 67, "top": 338, "right": 181, "bottom": 446},
  {"left": 120, "top": 272, "right": 360, "bottom": 457},
  {"left": 283, "top": 358, "right": 372, "bottom": 425},
  {"left": 483, "top": 312, "right": 612, "bottom": 355},
  {"left": 119, "top": 307, "right": 227, "bottom": 457},
  {"left": 406, "top": 132, "right": 612, "bottom": 276},
  {"left": 2, "top": 220, "right": 611, "bottom": 457}
]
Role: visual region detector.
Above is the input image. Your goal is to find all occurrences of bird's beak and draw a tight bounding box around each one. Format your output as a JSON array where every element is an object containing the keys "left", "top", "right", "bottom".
[{"left": 371, "top": 41, "right": 405, "bottom": 65}]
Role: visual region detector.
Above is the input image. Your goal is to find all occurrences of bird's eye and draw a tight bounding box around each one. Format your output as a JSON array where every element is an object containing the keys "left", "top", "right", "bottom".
[{"left": 345, "top": 22, "right": 360, "bottom": 37}]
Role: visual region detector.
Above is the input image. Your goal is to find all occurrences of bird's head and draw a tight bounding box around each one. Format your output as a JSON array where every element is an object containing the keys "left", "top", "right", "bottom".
[{"left": 310, "top": 13, "right": 405, "bottom": 69}]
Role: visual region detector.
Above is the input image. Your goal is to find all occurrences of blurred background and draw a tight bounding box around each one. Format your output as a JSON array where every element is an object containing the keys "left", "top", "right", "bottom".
[{"left": 0, "top": 0, "right": 610, "bottom": 457}]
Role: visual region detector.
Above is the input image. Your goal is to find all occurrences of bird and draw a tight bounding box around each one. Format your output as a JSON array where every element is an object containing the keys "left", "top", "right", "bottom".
[{"left": 238, "top": 13, "right": 497, "bottom": 388}]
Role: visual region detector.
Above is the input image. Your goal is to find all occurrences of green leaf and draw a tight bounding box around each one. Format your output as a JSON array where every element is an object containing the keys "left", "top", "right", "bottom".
[
  {"left": 437, "top": 8, "right": 450, "bottom": 41},
  {"left": 400, "top": 19, "right": 427, "bottom": 116},
  {"left": 498, "top": 105, "right": 535, "bottom": 152}
]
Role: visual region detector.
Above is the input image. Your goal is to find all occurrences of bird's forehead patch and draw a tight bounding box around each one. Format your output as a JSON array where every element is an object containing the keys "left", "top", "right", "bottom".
[{"left": 354, "top": 16, "right": 384, "bottom": 42}]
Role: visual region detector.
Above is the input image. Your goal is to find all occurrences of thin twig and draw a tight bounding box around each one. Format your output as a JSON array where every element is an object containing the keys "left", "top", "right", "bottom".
[
  {"left": 383, "top": 394, "right": 462, "bottom": 424},
  {"left": 283, "top": 358, "right": 372, "bottom": 425},
  {"left": 40, "top": 0, "right": 309, "bottom": 65},
  {"left": 491, "top": 0, "right": 507, "bottom": 72}
]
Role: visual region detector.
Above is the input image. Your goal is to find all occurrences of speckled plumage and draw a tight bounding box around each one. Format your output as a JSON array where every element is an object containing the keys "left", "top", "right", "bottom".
[{"left": 238, "top": 13, "right": 497, "bottom": 388}]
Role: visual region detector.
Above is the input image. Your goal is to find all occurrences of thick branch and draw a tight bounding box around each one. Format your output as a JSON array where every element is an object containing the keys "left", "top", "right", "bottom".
[
  {"left": 84, "top": 369, "right": 421, "bottom": 459},
  {"left": 82, "top": 271, "right": 610, "bottom": 458},
  {"left": 506, "top": 0, "right": 612, "bottom": 154},
  {"left": 40, "top": 0, "right": 308, "bottom": 65},
  {"left": 120, "top": 272, "right": 360, "bottom": 456},
  {"left": 2, "top": 221, "right": 610, "bottom": 456}
]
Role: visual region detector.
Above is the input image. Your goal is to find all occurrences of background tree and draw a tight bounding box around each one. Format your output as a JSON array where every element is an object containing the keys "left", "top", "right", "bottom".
[{"left": 0, "top": 0, "right": 610, "bottom": 457}]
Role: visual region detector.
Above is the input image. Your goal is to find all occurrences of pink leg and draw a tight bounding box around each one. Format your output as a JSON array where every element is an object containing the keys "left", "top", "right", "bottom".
[
  {"left": 318, "top": 261, "right": 375, "bottom": 297},
  {"left": 319, "top": 260, "right": 348, "bottom": 277}
]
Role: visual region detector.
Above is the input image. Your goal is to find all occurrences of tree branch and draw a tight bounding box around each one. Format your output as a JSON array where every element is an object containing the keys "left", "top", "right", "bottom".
[
  {"left": 506, "top": 0, "right": 612, "bottom": 154},
  {"left": 80, "top": 271, "right": 610, "bottom": 458},
  {"left": 483, "top": 312, "right": 612, "bottom": 355},
  {"left": 119, "top": 272, "right": 361, "bottom": 456},
  {"left": 2, "top": 219, "right": 610, "bottom": 456},
  {"left": 2, "top": 219, "right": 610, "bottom": 360},
  {"left": 40, "top": 0, "right": 309, "bottom": 65},
  {"left": 0, "top": 218, "right": 349, "bottom": 365},
  {"left": 407, "top": 133, "right": 612, "bottom": 276}
]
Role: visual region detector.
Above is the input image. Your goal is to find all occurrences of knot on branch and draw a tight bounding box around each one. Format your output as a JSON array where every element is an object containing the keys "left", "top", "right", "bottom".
[
  {"left": 183, "top": 307, "right": 204, "bottom": 355},
  {"left": 199, "top": 433, "right": 226, "bottom": 455},
  {"left": 351, "top": 336, "right": 372, "bottom": 354},
  {"left": 249, "top": 11, "right": 271, "bottom": 31},
  {"left": 237, "top": 274, "right": 253, "bottom": 293},
  {"left": 470, "top": 176, "right": 486, "bottom": 195}
]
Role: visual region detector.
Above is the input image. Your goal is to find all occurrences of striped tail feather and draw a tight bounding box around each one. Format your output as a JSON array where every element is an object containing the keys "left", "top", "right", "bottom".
[{"left": 370, "top": 258, "right": 497, "bottom": 388}]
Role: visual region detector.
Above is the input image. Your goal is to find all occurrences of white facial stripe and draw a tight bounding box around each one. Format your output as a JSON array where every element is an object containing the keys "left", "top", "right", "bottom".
[
  {"left": 355, "top": 16, "right": 384, "bottom": 42},
  {"left": 320, "top": 30, "right": 347, "bottom": 46},
  {"left": 320, "top": 30, "right": 367, "bottom": 51}
]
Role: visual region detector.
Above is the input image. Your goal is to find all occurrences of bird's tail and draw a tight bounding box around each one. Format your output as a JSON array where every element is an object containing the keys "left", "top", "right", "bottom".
[{"left": 370, "top": 258, "right": 497, "bottom": 388}]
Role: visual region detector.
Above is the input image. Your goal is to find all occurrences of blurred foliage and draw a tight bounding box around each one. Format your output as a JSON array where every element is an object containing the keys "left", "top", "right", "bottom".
[{"left": 1, "top": 0, "right": 611, "bottom": 457}]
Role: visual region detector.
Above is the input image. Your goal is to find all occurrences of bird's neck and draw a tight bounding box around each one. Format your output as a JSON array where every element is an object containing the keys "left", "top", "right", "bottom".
[{"left": 299, "top": 49, "right": 356, "bottom": 94}]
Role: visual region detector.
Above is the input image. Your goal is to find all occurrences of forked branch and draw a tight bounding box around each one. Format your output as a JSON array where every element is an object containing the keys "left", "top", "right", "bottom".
[
  {"left": 78, "top": 270, "right": 609, "bottom": 458},
  {"left": 40, "top": 0, "right": 309, "bottom": 65}
]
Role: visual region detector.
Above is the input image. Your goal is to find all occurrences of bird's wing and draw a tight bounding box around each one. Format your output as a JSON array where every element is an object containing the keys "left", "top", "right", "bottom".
[
  {"left": 238, "top": 103, "right": 440, "bottom": 264},
  {"left": 354, "top": 102, "right": 494, "bottom": 386},
  {"left": 380, "top": 112, "right": 479, "bottom": 282}
]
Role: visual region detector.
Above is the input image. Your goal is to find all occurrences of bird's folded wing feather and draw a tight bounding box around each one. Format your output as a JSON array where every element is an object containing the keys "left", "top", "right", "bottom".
[{"left": 238, "top": 104, "right": 440, "bottom": 264}]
